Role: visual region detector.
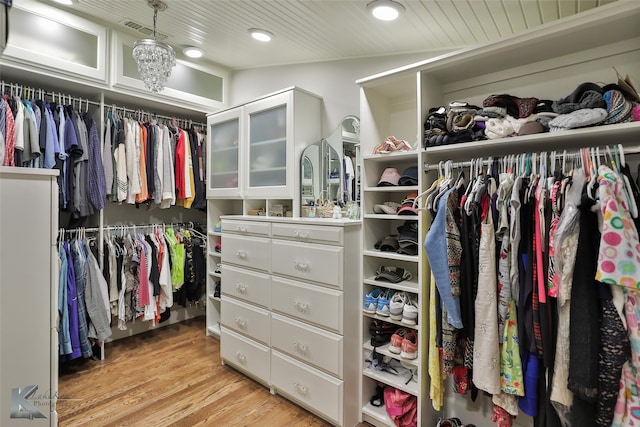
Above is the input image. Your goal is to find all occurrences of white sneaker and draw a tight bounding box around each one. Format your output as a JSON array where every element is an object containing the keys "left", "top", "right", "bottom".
[
  {"left": 401, "top": 298, "right": 418, "bottom": 325},
  {"left": 389, "top": 292, "right": 409, "bottom": 321}
]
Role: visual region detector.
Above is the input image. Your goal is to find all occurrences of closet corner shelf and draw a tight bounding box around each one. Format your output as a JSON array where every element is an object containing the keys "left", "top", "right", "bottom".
[
  {"left": 423, "top": 121, "right": 640, "bottom": 162},
  {"left": 363, "top": 249, "right": 419, "bottom": 262},
  {"left": 363, "top": 277, "right": 420, "bottom": 293},
  {"left": 208, "top": 294, "right": 221, "bottom": 303},
  {"left": 207, "top": 325, "right": 221, "bottom": 337},
  {"left": 363, "top": 341, "right": 420, "bottom": 369},
  {"left": 362, "top": 150, "right": 420, "bottom": 162},
  {"left": 362, "top": 366, "right": 419, "bottom": 396}
]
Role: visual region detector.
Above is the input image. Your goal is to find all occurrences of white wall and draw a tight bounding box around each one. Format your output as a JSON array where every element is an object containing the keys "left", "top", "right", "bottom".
[{"left": 229, "top": 53, "right": 445, "bottom": 136}]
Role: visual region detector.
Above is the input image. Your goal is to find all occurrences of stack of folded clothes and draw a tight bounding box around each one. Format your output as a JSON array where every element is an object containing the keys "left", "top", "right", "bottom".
[{"left": 422, "top": 77, "right": 640, "bottom": 148}]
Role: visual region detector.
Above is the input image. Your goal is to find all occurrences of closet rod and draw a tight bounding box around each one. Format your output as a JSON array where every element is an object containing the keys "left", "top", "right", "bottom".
[
  {"left": 424, "top": 145, "right": 640, "bottom": 172},
  {"left": 62, "top": 221, "right": 203, "bottom": 234},
  {"left": 108, "top": 105, "right": 206, "bottom": 129},
  {"left": 2, "top": 80, "right": 205, "bottom": 128}
]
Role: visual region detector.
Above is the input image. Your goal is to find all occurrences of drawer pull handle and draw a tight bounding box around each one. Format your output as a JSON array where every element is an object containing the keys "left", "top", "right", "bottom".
[
  {"left": 236, "top": 225, "right": 247, "bottom": 232},
  {"left": 293, "top": 300, "right": 309, "bottom": 312},
  {"left": 293, "top": 261, "right": 309, "bottom": 272},
  {"left": 236, "top": 283, "right": 247, "bottom": 293},
  {"left": 293, "top": 381, "right": 309, "bottom": 395},
  {"left": 235, "top": 351, "right": 247, "bottom": 363},
  {"left": 235, "top": 318, "right": 247, "bottom": 329},
  {"left": 293, "top": 341, "right": 309, "bottom": 354},
  {"left": 293, "top": 231, "right": 309, "bottom": 239},
  {"left": 236, "top": 250, "right": 248, "bottom": 260}
]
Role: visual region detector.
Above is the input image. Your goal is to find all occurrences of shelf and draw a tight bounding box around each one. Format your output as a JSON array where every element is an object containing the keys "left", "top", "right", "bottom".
[
  {"left": 363, "top": 341, "right": 419, "bottom": 368},
  {"left": 363, "top": 249, "right": 419, "bottom": 262},
  {"left": 209, "top": 271, "right": 222, "bottom": 278},
  {"left": 363, "top": 214, "right": 418, "bottom": 221},
  {"left": 423, "top": 121, "right": 640, "bottom": 162},
  {"left": 207, "top": 324, "right": 221, "bottom": 337},
  {"left": 362, "top": 150, "right": 418, "bottom": 163},
  {"left": 208, "top": 294, "right": 221, "bottom": 302},
  {"left": 363, "top": 186, "right": 419, "bottom": 193},
  {"left": 362, "top": 367, "right": 419, "bottom": 396},
  {"left": 250, "top": 137, "right": 286, "bottom": 148},
  {"left": 362, "top": 402, "right": 395, "bottom": 427},
  {"left": 363, "top": 312, "right": 419, "bottom": 331},
  {"left": 364, "top": 278, "right": 419, "bottom": 294}
]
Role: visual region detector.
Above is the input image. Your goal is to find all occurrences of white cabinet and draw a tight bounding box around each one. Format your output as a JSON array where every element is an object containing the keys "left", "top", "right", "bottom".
[
  {"left": 218, "top": 217, "right": 361, "bottom": 426},
  {"left": 357, "top": 2, "right": 640, "bottom": 427},
  {"left": 206, "top": 87, "right": 322, "bottom": 216},
  {"left": 0, "top": 168, "right": 59, "bottom": 427}
]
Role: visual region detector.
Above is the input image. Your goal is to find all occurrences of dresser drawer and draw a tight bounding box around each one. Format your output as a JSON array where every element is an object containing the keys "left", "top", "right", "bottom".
[
  {"left": 222, "top": 234, "right": 270, "bottom": 272},
  {"left": 271, "top": 350, "right": 343, "bottom": 425},
  {"left": 272, "top": 223, "right": 343, "bottom": 245},
  {"left": 271, "top": 276, "right": 342, "bottom": 333},
  {"left": 222, "top": 264, "right": 270, "bottom": 308},
  {"left": 221, "top": 297, "right": 270, "bottom": 345},
  {"left": 271, "top": 313, "right": 343, "bottom": 378},
  {"left": 221, "top": 327, "right": 270, "bottom": 386},
  {"left": 271, "top": 240, "right": 343, "bottom": 289},
  {"left": 222, "top": 219, "right": 271, "bottom": 237}
]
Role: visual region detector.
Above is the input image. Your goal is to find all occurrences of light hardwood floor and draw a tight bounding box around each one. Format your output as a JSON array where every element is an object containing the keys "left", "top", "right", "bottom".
[{"left": 58, "top": 316, "right": 367, "bottom": 427}]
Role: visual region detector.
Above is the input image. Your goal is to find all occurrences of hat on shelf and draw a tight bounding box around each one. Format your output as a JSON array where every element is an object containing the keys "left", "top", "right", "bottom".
[
  {"left": 603, "top": 89, "right": 634, "bottom": 125},
  {"left": 551, "top": 82, "right": 605, "bottom": 114},
  {"left": 377, "top": 167, "right": 401, "bottom": 186},
  {"left": 517, "top": 121, "right": 544, "bottom": 136},
  {"left": 375, "top": 266, "right": 412, "bottom": 283},
  {"left": 484, "top": 117, "right": 515, "bottom": 139},
  {"left": 373, "top": 201, "right": 401, "bottom": 214},
  {"left": 398, "top": 166, "right": 419, "bottom": 186},
  {"left": 375, "top": 235, "right": 399, "bottom": 252},
  {"left": 548, "top": 108, "right": 607, "bottom": 131},
  {"left": 397, "top": 194, "right": 418, "bottom": 215}
]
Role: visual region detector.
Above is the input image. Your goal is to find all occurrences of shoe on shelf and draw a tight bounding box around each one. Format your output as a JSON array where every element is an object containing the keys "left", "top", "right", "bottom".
[
  {"left": 369, "top": 319, "right": 395, "bottom": 347},
  {"left": 364, "top": 288, "right": 382, "bottom": 313},
  {"left": 400, "top": 330, "right": 418, "bottom": 360},
  {"left": 389, "top": 291, "right": 410, "bottom": 320},
  {"left": 376, "top": 289, "right": 392, "bottom": 317},
  {"left": 401, "top": 298, "right": 419, "bottom": 325},
  {"left": 389, "top": 328, "right": 410, "bottom": 354},
  {"left": 436, "top": 418, "right": 464, "bottom": 427}
]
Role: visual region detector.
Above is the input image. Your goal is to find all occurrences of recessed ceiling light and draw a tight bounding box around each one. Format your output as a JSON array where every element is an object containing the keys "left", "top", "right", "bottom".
[
  {"left": 367, "top": 0, "right": 404, "bottom": 21},
  {"left": 183, "top": 46, "right": 204, "bottom": 58},
  {"left": 52, "top": 0, "right": 77, "bottom": 5},
  {"left": 249, "top": 28, "right": 273, "bottom": 42}
]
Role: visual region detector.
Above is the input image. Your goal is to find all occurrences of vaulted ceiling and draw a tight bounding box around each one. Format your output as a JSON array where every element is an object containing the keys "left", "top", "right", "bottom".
[{"left": 42, "top": 0, "right": 617, "bottom": 70}]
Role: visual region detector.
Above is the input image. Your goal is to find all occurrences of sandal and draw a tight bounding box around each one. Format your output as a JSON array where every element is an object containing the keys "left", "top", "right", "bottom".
[
  {"left": 373, "top": 139, "right": 397, "bottom": 154},
  {"left": 387, "top": 136, "right": 412, "bottom": 151}
]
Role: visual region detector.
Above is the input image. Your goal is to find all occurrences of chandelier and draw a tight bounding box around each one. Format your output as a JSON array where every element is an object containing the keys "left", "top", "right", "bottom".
[{"left": 132, "top": 0, "right": 176, "bottom": 93}]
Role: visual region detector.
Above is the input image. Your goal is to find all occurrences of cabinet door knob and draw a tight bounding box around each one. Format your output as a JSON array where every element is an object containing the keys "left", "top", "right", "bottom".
[
  {"left": 236, "top": 249, "right": 247, "bottom": 260},
  {"left": 235, "top": 351, "right": 246, "bottom": 363},
  {"left": 293, "top": 381, "right": 308, "bottom": 395},
  {"left": 236, "top": 225, "right": 247, "bottom": 232},
  {"left": 293, "top": 300, "right": 309, "bottom": 312},
  {"left": 293, "top": 341, "right": 309, "bottom": 354},
  {"left": 235, "top": 283, "right": 247, "bottom": 293},
  {"left": 235, "top": 317, "right": 247, "bottom": 328},
  {"left": 293, "top": 261, "right": 309, "bottom": 272},
  {"left": 293, "top": 231, "right": 309, "bottom": 239}
]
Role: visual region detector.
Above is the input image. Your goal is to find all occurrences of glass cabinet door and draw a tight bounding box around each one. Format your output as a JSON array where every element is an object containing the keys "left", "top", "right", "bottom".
[
  {"left": 206, "top": 107, "right": 241, "bottom": 198},
  {"left": 244, "top": 92, "right": 291, "bottom": 197},
  {"left": 248, "top": 105, "right": 287, "bottom": 187}
]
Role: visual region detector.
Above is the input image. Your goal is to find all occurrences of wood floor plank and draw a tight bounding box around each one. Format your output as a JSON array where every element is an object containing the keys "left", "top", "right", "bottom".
[{"left": 57, "top": 317, "right": 351, "bottom": 427}]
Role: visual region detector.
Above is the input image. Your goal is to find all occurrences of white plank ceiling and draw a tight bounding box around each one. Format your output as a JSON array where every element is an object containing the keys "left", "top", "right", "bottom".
[{"left": 46, "top": 0, "right": 617, "bottom": 70}]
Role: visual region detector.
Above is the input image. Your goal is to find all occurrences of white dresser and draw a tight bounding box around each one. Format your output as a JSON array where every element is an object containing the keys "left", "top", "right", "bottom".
[{"left": 219, "top": 216, "right": 361, "bottom": 426}]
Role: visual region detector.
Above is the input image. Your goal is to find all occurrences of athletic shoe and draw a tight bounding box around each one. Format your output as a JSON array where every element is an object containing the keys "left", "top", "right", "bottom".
[
  {"left": 400, "top": 330, "right": 418, "bottom": 359},
  {"left": 376, "top": 289, "right": 392, "bottom": 317},
  {"left": 369, "top": 319, "right": 395, "bottom": 347},
  {"left": 401, "top": 298, "right": 419, "bottom": 325},
  {"left": 364, "top": 288, "right": 382, "bottom": 313},
  {"left": 389, "top": 291, "right": 409, "bottom": 320},
  {"left": 389, "top": 328, "right": 409, "bottom": 354}
]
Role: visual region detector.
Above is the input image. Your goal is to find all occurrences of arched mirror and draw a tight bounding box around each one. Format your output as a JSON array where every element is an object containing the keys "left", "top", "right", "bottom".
[{"left": 300, "top": 115, "right": 360, "bottom": 218}]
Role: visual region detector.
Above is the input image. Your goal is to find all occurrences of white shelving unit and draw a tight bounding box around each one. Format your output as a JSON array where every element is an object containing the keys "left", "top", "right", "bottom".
[{"left": 357, "top": 2, "right": 640, "bottom": 426}]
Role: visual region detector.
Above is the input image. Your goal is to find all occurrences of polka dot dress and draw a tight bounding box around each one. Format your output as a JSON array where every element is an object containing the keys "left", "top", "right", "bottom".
[{"left": 595, "top": 165, "right": 640, "bottom": 289}]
